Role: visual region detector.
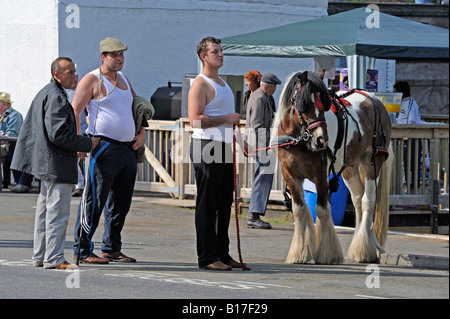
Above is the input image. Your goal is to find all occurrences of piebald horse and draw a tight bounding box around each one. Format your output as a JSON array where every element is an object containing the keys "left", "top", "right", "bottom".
[{"left": 271, "top": 71, "right": 393, "bottom": 264}]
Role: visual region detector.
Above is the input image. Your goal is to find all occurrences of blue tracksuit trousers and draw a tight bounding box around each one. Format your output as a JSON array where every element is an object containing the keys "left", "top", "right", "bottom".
[{"left": 73, "top": 137, "right": 137, "bottom": 258}]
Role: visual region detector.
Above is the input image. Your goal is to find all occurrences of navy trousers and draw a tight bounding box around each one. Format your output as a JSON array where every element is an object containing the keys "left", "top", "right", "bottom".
[{"left": 73, "top": 137, "right": 137, "bottom": 258}]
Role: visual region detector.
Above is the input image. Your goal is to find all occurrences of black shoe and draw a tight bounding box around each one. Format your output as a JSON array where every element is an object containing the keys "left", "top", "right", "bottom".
[
  {"left": 247, "top": 213, "right": 271, "bottom": 229},
  {"left": 72, "top": 188, "right": 83, "bottom": 197}
]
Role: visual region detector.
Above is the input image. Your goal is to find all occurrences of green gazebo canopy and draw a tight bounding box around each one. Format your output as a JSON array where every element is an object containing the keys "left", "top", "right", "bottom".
[{"left": 221, "top": 8, "right": 449, "bottom": 60}]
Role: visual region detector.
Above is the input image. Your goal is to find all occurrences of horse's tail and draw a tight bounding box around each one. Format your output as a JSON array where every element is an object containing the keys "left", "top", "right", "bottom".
[{"left": 373, "top": 143, "right": 394, "bottom": 247}]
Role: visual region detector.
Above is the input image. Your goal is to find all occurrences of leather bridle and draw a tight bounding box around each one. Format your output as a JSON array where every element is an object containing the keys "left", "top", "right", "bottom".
[{"left": 283, "top": 82, "right": 328, "bottom": 143}]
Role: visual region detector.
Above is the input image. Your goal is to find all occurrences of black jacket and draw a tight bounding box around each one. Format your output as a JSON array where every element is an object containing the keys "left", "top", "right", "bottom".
[{"left": 11, "top": 77, "right": 92, "bottom": 184}]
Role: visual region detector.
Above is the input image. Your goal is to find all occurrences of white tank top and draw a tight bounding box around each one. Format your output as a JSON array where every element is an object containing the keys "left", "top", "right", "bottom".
[
  {"left": 86, "top": 69, "right": 135, "bottom": 142},
  {"left": 191, "top": 74, "right": 235, "bottom": 143}
]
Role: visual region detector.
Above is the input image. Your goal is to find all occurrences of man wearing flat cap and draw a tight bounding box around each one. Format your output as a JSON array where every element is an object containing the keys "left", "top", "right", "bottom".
[
  {"left": 244, "top": 72, "right": 281, "bottom": 229},
  {"left": 72, "top": 37, "right": 145, "bottom": 264}
]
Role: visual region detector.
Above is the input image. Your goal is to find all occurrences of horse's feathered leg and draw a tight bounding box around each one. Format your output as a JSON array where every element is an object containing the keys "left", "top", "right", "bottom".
[
  {"left": 347, "top": 166, "right": 384, "bottom": 263},
  {"left": 345, "top": 145, "right": 392, "bottom": 263},
  {"left": 314, "top": 189, "right": 344, "bottom": 265},
  {"left": 283, "top": 176, "right": 316, "bottom": 264}
]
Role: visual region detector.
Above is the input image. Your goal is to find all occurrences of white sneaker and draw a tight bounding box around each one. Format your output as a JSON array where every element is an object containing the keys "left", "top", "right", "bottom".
[{"left": 11, "top": 184, "right": 30, "bottom": 193}]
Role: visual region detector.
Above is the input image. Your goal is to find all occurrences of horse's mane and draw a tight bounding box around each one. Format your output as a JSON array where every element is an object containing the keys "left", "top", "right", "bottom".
[
  {"left": 271, "top": 71, "right": 330, "bottom": 143},
  {"left": 271, "top": 72, "right": 298, "bottom": 143}
]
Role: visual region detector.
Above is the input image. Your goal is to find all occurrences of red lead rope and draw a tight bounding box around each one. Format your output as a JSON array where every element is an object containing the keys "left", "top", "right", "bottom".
[
  {"left": 234, "top": 126, "right": 298, "bottom": 158},
  {"left": 233, "top": 125, "right": 251, "bottom": 271}
]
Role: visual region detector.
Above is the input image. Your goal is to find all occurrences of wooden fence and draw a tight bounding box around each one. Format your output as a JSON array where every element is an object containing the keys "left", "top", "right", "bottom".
[{"left": 135, "top": 118, "right": 449, "bottom": 233}]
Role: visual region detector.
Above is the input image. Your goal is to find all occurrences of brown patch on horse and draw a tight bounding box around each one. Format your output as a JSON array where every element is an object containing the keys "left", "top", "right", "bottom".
[{"left": 344, "top": 97, "right": 391, "bottom": 179}]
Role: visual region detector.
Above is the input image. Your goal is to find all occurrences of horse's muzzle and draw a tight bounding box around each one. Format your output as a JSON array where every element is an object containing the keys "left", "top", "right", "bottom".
[{"left": 316, "top": 136, "right": 328, "bottom": 150}]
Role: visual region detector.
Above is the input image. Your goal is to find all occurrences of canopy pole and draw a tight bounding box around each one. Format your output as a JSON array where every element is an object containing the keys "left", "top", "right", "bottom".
[{"left": 346, "top": 55, "right": 368, "bottom": 90}]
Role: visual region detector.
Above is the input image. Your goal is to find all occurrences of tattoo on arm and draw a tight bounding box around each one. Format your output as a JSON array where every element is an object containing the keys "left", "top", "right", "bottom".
[
  {"left": 72, "top": 87, "right": 84, "bottom": 107},
  {"left": 201, "top": 115, "right": 227, "bottom": 129}
]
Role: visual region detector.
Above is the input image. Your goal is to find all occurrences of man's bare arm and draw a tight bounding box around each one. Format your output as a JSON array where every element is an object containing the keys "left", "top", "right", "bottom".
[
  {"left": 72, "top": 74, "right": 97, "bottom": 160},
  {"left": 199, "top": 114, "right": 238, "bottom": 128}
]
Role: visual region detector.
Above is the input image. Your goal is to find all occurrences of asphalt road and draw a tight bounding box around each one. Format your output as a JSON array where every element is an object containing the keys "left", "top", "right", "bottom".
[{"left": 0, "top": 190, "right": 448, "bottom": 309}]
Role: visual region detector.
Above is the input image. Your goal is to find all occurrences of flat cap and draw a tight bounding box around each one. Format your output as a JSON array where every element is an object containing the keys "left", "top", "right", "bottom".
[
  {"left": 261, "top": 72, "right": 281, "bottom": 85},
  {"left": 100, "top": 37, "right": 128, "bottom": 53}
]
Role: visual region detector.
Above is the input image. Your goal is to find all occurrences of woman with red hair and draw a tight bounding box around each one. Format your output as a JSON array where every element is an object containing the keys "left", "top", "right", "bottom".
[{"left": 243, "top": 70, "right": 262, "bottom": 119}]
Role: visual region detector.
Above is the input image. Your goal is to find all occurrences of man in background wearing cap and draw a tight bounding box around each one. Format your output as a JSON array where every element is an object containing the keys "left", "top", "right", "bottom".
[
  {"left": 72, "top": 37, "right": 146, "bottom": 264},
  {"left": 1, "top": 92, "right": 22, "bottom": 163},
  {"left": 0, "top": 92, "right": 34, "bottom": 192},
  {"left": 0, "top": 92, "right": 21, "bottom": 138},
  {"left": 1, "top": 92, "right": 23, "bottom": 188},
  {"left": 244, "top": 72, "right": 281, "bottom": 229}
]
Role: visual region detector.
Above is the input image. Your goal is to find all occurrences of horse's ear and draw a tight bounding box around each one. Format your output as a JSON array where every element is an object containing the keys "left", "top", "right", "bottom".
[
  {"left": 300, "top": 71, "right": 308, "bottom": 86},
  {"left": 294, "top": 72, "right": 302, "bottom": 86}
]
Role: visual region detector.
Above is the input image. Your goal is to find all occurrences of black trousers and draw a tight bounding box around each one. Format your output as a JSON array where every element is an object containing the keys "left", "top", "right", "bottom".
[{"left": 190, "top": 139, "right": 234, "bottom": 267}]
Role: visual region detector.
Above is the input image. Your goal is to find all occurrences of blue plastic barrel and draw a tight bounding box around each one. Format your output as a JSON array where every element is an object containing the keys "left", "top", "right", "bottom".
[
  {"left": 303, "top": 175, "right": 349, "bottom": 226},
  {"left": 304, "top": 190, "right": 317, "bottom": 222}
]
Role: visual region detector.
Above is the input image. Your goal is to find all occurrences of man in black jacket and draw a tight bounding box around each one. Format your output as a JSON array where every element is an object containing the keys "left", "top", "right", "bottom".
[{"left": 11, "top": 57, "right": 98, "bottom": 270}]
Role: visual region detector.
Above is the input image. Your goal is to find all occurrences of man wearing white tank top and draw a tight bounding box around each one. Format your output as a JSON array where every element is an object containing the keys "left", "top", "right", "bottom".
[
  {"left": 188, "top": 37, "right": 241, "bottom": 271},
  {"left": 71, "top": 38, "right": 146, "bottom": 264}
]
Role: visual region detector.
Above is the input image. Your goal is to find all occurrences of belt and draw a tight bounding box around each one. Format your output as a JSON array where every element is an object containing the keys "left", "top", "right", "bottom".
[{"left": 88, "top": 134, "right": 135, "bottom": 146}]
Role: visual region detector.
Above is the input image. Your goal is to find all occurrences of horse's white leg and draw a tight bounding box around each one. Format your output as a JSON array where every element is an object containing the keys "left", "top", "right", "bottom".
[
  {"left": 342, "top": 169, "right": 364, "bottom": 234},
  {"left": 314, "top": 203, "right": 344, "bottom": 264},
  {"left": 286, "top": 201, "right": 316, "bottom": 264},
  {"left": 347, "top": 178, "right": 385, "bottom": 263}
]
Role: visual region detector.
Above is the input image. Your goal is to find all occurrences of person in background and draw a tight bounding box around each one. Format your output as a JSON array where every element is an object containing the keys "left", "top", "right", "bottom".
[
  {"left": 245, "top": 72, "right": 281, "bottom": 230},
  {"left": 0, "top": 92, "right": 21, "bottom": 140},
  {"left": 1, "top": 92, "right": 22, "bottom": 185},
  {"left": 11, "top": 57, "right": 98, "bottom": 270},
  {"left": 65, "top": 72, "right": 88, "bottom": 197},
  {"left": 394, "top": 81, "right": 424, "bottom": 125},
  {"left": 0, "top": 92, "right": 33, "bottom": 192},
  {"left": 394, "top": 81, "right": 424, "bottom": 190},
  {"left": 242, "top": 70, "right": 262, "bottom": 119}
]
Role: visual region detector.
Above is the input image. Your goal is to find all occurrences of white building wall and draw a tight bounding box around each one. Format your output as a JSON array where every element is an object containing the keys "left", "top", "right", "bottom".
[
  {"left": 0, "top": 0, "right": 59, "bottom": 116},
  {"left": 2, "top": 0, "right": 328, "bottom": 116}
]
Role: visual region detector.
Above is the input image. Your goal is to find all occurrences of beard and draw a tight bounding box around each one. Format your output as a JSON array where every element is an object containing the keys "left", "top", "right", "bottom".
[{"left": 107, "top": 60, "right": 124, "bottom": 72}]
